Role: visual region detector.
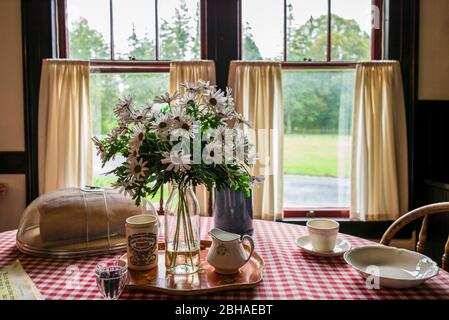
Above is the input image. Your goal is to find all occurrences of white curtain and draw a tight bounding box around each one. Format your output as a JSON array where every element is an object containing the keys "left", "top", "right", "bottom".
[
  {"left": 170, "top": 60, "right": 216, "bottom": 94},
  {"left": 228, "top": 61, "right": 284, "bottom": 221},
  {"left": 169, "top": 60, "right": 216, "bottom": 216},
  {"left": 351, "top": 61, "right": 408, "bottom": 221},
  {"left": 38, "top": 60, "right": 92, "bottom": 195}
]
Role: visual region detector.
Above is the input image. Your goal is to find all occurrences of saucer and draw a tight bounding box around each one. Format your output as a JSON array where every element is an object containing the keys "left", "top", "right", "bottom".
[{"left": 295, "top": 235, "right": 351, "bottom": 257}]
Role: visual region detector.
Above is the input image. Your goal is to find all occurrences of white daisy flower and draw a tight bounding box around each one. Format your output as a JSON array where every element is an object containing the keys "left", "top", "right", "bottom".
[
  {"left": 170, "top": 105, "right": 187, "bottom": 123},
  {"left": 250, "top": 175, "right": 265, "bottom": 187},
  {"left": 130, "top": 124, "right": 146, "bottom": 149},
  {"left": 226, "top": 87, "right": 235, "bottom": 108},
  {"left": 202, "top": 142, "right": 223, "bottom": 165},
  {"left": 153, "top": 91, "right": 180, "bottom": 105},
  {"left": 247, "top": 153, "right": 258, "bottom": 166},
  {"left": 114, "top": 96, "right": 134, "bottom": 117},
  {"left": 161, "top": 151, "right": 192, "bottom": 172},
  {"left": 92, "top": 137, "right": 106, "bottom": 160},
  {"left": 236, "top": 113, "right": 252, "bottom": 127},
  {"left": 177, "top": 92, "right": 198, "bottom": 107},
  {"left": 197, "top": 80, "right": 215, "bottom": 94},
  {"left": 151, "top": 112, "right": 172, "bottom": 132},
  {"left": 173, "top": 115, "right": 195, "bottom": 138},
  {"left": 181, "top": 82, "right": 199, "bottom": 93},
  {"left": 127, "top": 158, "right": 149, "bottom": 181},
  {"left": 206, "top": 89, "right": 227, "bottom": 111},
  {"left": 132, "top": 108, "right": 151, "bottom": 124},
  {"left": 112, "top": 181, "right": 134, "bottom": 198},
  {"left": 128, "top": 146, "right": 140, "bottom": 161}
]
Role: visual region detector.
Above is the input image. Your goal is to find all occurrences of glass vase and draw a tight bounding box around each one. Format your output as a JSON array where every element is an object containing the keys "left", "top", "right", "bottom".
[{"left": 164, "top": 183, "right": 201, "bottom": 274}]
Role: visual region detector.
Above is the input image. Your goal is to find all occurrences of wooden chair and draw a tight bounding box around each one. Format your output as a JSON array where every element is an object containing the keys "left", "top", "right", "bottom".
[{"left": 380, "top": 202, "right": 449, "bottom": 272}]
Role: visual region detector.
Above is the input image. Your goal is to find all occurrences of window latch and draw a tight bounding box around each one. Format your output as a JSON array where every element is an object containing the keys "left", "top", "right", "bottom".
[{"left": 306, "top": 210, "right": 316, "bottom": 218}]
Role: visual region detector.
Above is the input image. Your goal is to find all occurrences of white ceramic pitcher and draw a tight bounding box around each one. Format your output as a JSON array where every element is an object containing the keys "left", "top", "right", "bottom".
[{"left": 206, "top": 228, "right": 255, "bottom": 274}]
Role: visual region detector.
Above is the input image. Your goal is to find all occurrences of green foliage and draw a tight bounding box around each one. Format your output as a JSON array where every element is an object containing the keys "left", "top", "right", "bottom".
[
  {"left": 242, "top": 22, "right": 262, "bottom": 60},
  {"left": 191, "top": 1, "right": 201, "bottom": 59},
  {"left": 69, "top": 18, "right": 109, "bottom": 59},
  {"left": 284, "top": 5, "right": 368, "bottom": 134},
  {"left": 125, "top": 25, "right": 155, "bottom": 60},
  {"left": 242, "top": 5, "right": 368, "bottom": 134},
  {"left": 282, "top": 70, "right": 355, "bottom": 134},
  {"left": 160, "top": 0, "right": 198, "bottom": 60},
  {"left": 287, "top": 11, "right": 370, "bottom": 62}
]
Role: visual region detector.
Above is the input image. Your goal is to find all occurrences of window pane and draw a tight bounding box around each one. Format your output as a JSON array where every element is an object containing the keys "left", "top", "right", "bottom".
[
  {"left": 242, "top": 0, "right": 284, "bottom": 60},
  {"left": 286, "top": 0, "right": 328, "bottom": 62},
  {"left": 91, "top": 73, "right": 169, "bottom": 186},
  {"left": 67, "top": 0, "right": 111, "bottom": 59},
  {"left": 331, "top": 0, "right": 371, "bottom": 61},
  {"left": 159, "top": 0, "right": 201, "bottom": 60},
  {"left": 112, "top": 0, "right": 156, "bottom": 60},
  {"left": 282, "top": 69, "right": 355, "bottom": 208}
]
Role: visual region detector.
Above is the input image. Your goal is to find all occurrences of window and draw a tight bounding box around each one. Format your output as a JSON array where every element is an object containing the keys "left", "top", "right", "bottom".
[
  {"left": 60, "top": 0, "right": 203, "bottom": 190},
  {"left": 63, "top": 0, "right": 202, "bottom": 61},
  {"left": 282, "top": 69, "right": 354, "bottom": 215},
  {"left": 242, "top": 0, "right": 378, "bottom": 62},
  {"left": 241, "top": 0, "right": 382, "bottom": 216}
]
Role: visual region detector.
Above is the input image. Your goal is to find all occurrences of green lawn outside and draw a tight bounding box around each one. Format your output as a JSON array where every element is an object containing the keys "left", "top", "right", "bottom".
[{"left": 283, "top": 134, "right": 351, "bottom": 177}]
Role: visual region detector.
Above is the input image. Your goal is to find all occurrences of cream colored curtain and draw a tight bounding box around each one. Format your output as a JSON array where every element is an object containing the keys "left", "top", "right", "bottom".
[
  {"left": 170, "top": 60, "right": 216, "bottom": 94},
  {"left": 228, "top": 61, "right": 284, "bottom": 221},
  {"left": 351, "top": 61, "right": 408, "bottom": 221},
  {"left": 169, "top": 60, "right": 216, "bottom": 216},
  {"left": 38, "top": 60, "right": 93, "bottom": 195}
]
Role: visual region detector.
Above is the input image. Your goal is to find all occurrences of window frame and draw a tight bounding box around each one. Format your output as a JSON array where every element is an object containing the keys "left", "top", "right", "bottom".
[
  {"left": 239, "top": 0, "right": 383, "bottom": 64},
  {"left": 239, "top": 0, "right": 383, "bottom": 218},
  {"left": 57, "top": 0, "right": 207, "bottom": 73}
]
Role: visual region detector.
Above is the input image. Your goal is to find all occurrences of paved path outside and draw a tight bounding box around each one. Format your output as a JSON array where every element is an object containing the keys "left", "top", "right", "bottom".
[{"left": 284, "top": 175, "right": 350, "bottom": 208}]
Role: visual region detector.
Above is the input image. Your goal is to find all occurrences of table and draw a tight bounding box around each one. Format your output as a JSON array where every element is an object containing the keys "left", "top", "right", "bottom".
[{"left": 1, "top": 217, "right": 449, "bottom": 300}]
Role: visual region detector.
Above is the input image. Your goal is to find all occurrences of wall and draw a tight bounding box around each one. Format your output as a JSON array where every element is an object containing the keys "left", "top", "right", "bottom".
[
  {"left": 415, "top": 0, "right": 449, "bottom": 264},
  {"left": 418, "top": 0, "right": 449, "bottom": 100},
  {"left": 0, "top": 0, "right": 26, "bottom": 231}
]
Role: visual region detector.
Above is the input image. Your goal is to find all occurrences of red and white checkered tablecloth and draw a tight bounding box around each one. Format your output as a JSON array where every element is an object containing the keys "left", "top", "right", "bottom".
[{"left": 1, "top": 217, "right": 449, "bottom": 300}]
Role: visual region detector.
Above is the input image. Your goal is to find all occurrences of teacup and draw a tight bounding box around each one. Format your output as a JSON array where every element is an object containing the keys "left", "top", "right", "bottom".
[{"left": 306, "top": 219, "right": 339, "bottom": 252}]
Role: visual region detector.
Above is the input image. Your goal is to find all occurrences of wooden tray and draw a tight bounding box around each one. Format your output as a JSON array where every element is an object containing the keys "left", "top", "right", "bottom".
[{"left": 119, "top": 240, "right": 264, "bottom": 296}]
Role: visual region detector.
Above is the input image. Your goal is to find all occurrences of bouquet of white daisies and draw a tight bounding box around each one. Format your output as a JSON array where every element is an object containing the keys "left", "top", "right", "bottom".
[{"left": 93, "top": 80, "right": 260, "bottom": 206}]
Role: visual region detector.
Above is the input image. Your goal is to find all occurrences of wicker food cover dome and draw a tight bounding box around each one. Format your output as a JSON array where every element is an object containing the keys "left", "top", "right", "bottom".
[{"left": 16, "top": 187, "right": 156, "bottom": 258}]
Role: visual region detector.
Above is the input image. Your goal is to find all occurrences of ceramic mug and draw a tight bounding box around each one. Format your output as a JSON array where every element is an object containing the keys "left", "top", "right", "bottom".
[
  {"left": 125, "top": 214, "right": 159, "bottom": 271},
  {"left": 306, "top": 219, "right": 339, "bottom": 252}
]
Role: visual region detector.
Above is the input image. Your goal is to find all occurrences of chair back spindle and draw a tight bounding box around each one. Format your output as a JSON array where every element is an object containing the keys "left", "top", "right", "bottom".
[
  {"left": 416, "top": 215, "right": 429, "bottom": 253},
  {"left": 443, "top": 236, "right": 449, "bottom": 272},
  {"left": 380, "top": 202, "right": 449, "bottom": 272}
]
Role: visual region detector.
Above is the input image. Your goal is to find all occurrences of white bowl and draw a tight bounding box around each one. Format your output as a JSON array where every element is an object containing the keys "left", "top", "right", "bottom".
[{"left": 344, "top": 245, "right": 439, "bottom": 289}]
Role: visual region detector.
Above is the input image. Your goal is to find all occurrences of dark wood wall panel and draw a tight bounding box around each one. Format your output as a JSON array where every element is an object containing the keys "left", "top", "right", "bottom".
[
  {"left": 415, "top": 101, "right": 449, "bottom": 204},
  {"left": 21, "top": 0, "right": 56, "bottom": 204},
  {"left": 206, "top": 0, "right": 240, "bottom": 90},
  {"left": 0, "top": 152, "right": 26, "bottom": 174},
  {"left": 384, "top": 0, "right": 420, "bottom": 208}
]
